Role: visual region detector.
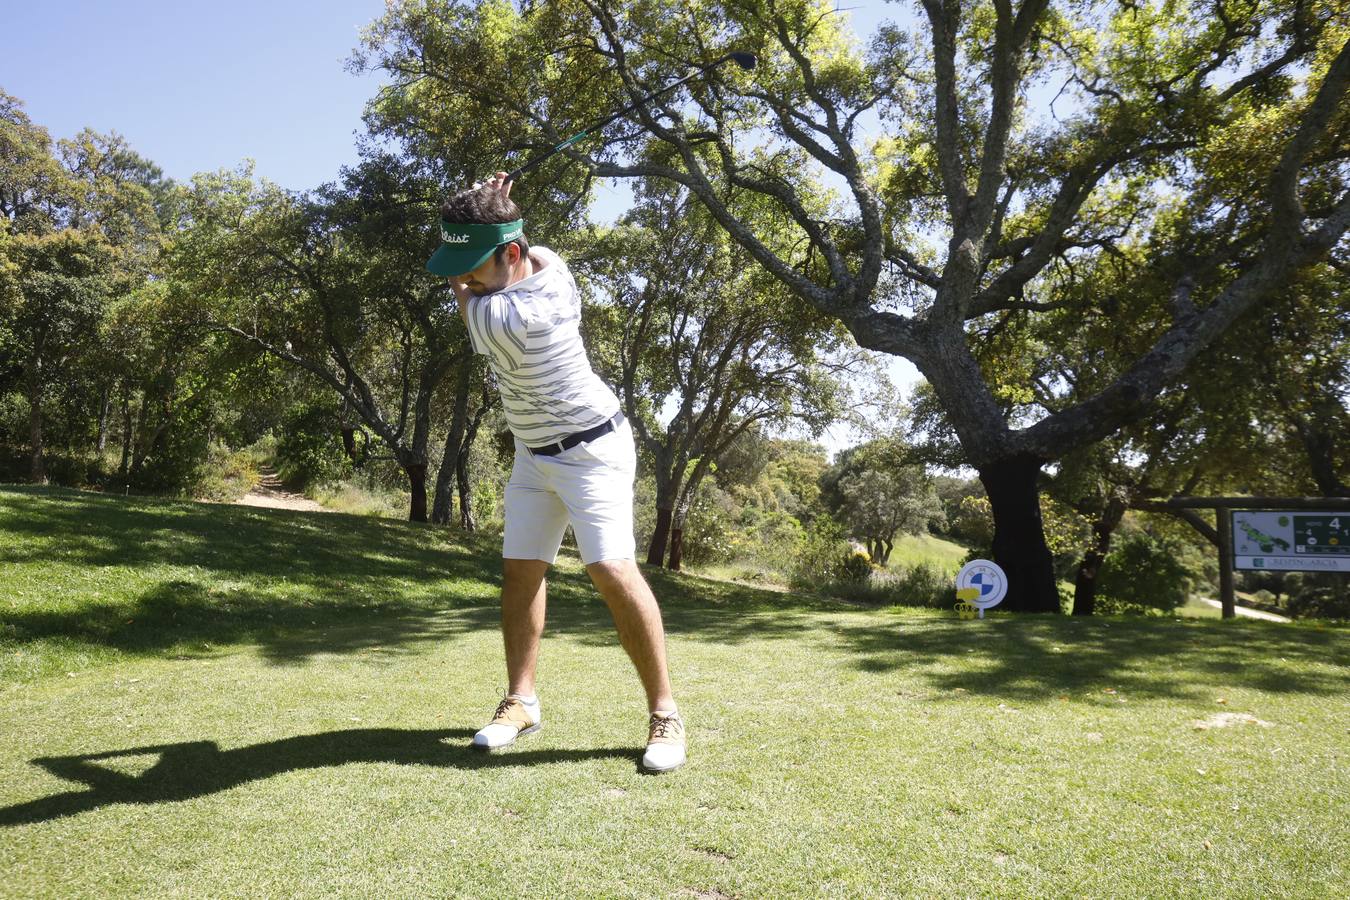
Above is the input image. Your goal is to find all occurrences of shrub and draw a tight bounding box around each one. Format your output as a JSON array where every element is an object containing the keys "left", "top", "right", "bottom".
[
  {"left": 1096, "top": 530, "right": 1193, "bottom": 614},
  {"left": 822, "top": 562, "right": 951, "bottom": 607},
  {"left": 789, "top": 513, "right": 851, "bottom": 587},
  {"left": 838, "top": 548, "right": 873, "bottom": 582},
  {"left": 194, "top": 443, "right": 261, "bottom": 502},
  {"left": 1283, "top": 572, "right": 1350, "bottom": 620},
  {"left": 274, "top": 403, "right": 351, "bottom": 488}
]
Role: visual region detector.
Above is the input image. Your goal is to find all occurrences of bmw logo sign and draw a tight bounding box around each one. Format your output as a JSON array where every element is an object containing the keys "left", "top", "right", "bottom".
[{"left": 956, "top": 559, "right": 1008, "bottom": 610}]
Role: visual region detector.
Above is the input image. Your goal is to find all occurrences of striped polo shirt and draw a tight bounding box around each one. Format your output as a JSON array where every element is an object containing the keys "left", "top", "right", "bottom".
[{"left": 464, "top": 246, "right": 620, "bottom": 447}]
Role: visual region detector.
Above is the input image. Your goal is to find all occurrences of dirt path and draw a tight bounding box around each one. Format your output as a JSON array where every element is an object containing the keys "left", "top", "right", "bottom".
[
  {"left": 236, "top": 468, "right": 328, "bottom": 513},
  {"left": 1197, "top": 597, "right": 1291, "bottom": 622}
]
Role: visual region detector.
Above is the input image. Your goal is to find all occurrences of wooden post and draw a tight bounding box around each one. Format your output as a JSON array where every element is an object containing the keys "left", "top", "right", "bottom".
[{"left": 1216, "top": 510, "right": 1235, "bottom": 619}]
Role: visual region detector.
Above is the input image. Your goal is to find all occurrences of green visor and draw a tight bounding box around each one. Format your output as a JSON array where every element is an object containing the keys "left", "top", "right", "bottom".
[{"left": 426, "top": 219, "right": 525, "bottom": 277}]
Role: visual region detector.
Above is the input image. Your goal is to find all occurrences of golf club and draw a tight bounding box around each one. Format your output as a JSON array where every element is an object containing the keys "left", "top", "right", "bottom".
[{"left": 504, "top": 51, "right": 757, "bottom": 183}]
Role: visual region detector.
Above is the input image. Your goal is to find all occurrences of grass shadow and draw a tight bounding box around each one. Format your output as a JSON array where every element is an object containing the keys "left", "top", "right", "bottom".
[
  {"left": 838, "top": 614, "right": 1350, "bottom": 700},
  {"left": 0, "top": 727, "right": 637, "bottom": 828}
]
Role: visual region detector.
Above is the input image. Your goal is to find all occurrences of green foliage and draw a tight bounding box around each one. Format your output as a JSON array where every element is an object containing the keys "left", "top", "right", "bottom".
[
  {"left": 788, "top": 512, "right": 852, "bottom": 587},
  {"left": 1096, "top": 530, "right": 1195, "bottom": 615},
  {"left": 193, "top": 443, "right": 262, "bottom": 503},
  {"left": 822, "top": 437, "right": 946, "bottom": 562},
  {"left": 957, "top": 493, "right": 1092, "bottom": 579},
  {"left": 676, "top": 479, "right": 738, "bottom": 566},
  {"left": 274, "top": 403, "right": 352, "bottom": 489},
  {"left": 837, "top": 548, "right": 874, "bottom": 582}
]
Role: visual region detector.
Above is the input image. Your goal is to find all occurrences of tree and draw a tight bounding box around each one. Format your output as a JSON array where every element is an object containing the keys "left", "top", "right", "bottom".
[
  {"left": 583, "top": 183, "right": 862, "bottom": 568},
  {"left": 361, "top": 1, "right": 1350, "bottom": 610},
  {"left": 175, "top": 157, "right": 465, "bottom": 521},
  {"left": 1, "top": 92, "right": 173, "bottom": 486},
  {"left": 823, "top": 437, "right": 945, "bottom": 565}
]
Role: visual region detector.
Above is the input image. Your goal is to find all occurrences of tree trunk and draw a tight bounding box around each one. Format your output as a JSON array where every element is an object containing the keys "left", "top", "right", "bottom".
[
  {"left": 96, "top": 384, "right": 111, "bottom": 454},
  {"left": 977, "top": 454, "right": 1059, "bottom": 613},
  {"left": 118, "top": 387, "right": 134, "bottom": 481},
  {"left": 1072, "top": 496, "right": 1127, "bottom": 616},
  {"left": 406, "top": 462, "right": 428, "bottom": 522},
  {"left": 432, "top": 358, "right": 473, "bottom": 525},
  {"left": 668, "top": 525, "right": 685, "bottom": 571},
  {"left": 648, "top": 507, "right": 674, "bottom": 566},
  {"left": 879, "top": 538, "right": 893, "bottom": 566},
  {"left": 130, "top": 391, "right": 154, "bottom": 477},
  {"left": 456, "top": 452, "right": 475, "bottom": 531},
  {"left": 27, "top": 364, "right": 46, "bottom": 485}
]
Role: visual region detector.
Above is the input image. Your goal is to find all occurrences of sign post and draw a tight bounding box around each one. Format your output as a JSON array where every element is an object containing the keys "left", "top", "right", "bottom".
[{"left": 1217, "top": 509, "right": 1235, "bottom": 618}]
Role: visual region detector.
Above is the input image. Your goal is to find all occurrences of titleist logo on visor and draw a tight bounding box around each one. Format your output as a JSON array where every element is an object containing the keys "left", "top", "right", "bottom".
[{"left": 441, "top": 229, "right": 470, "bottom": 244}]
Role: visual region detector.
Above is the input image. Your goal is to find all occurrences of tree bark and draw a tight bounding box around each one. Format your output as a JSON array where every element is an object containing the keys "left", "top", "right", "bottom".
[
  {"left": 96, "top": 384, "right": 110, "bottom": 454},
  {"left": 118, "top": 387, "right": 133, "bottom": 481},
  {"left": 406, "top": 462, "right": 428, "bottom": 523},
  {"left": 977, "top": 454, "right": 1059, "bottom": 613},
  {"left": 432, "top": 356, "right": 474, "bottom": 525},
  {"left": 1072, "top": 496, "right": 1127, "bottom": 616},
  {"left": 668, "top": 525, "right": 685, "bottom": 571},
  {"left": 456, "top": 452, "right": 476, "bottom": 531},
  {"left": 647, "top": 507, "right": 673, "bottom": 567}
]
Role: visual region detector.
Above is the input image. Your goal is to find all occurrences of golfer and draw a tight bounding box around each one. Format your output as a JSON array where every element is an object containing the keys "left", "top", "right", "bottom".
[{"left": 427, "top": 172, "right": 685, "bottom": 773}]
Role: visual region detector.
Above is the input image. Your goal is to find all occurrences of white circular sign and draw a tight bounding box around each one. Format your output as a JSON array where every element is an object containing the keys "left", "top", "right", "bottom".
[{"left": 956, "top": 559, "right": 1008, "bottom": 609}]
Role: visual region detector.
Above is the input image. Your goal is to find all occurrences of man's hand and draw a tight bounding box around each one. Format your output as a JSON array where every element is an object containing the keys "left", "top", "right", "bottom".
[{"left": 477, "top": 170, "right": 513, "bottom": 200}]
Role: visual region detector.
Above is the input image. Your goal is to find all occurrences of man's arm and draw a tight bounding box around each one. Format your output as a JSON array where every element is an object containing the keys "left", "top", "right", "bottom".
[
  {"left": 447, "top": 171, "right": 513, "bottom": 335},
  {"left": 450, "top": 279, "right": 473, "bottom": 332}
]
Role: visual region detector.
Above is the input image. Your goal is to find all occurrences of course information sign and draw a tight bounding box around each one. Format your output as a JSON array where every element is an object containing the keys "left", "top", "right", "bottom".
[{"left": 1232, "top": 510, "right": 1350, "bottom": 572}]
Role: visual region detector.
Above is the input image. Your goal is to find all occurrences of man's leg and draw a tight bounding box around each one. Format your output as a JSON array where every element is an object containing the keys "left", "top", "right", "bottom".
[
  {"left": 585, "top": 559, "right": 676, "bottom": 713},
  {"left": 472, "top": 556, "right": 551, "bottom": 750},
  {"left": 502, "top": 557, "right": 551, "bottom": 696}
]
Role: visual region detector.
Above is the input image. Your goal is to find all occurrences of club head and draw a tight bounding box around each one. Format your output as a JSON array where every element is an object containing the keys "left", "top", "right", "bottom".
[{"left": 727, "top": 51, "right": 758, "bottom": 71}]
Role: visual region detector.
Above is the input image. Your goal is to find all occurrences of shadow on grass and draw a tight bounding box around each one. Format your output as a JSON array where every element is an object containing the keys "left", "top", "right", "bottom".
[
  {"left": 0, "top": 485, "right": 492, "bottom": 592},
  {"left": 837, "top": 614, "right": 1350, "bottom": 700},
  {"left": 3, "top": 577, "right": 503, "bottom": 666},
  {"left": 0, "top": 728, "right": 638, "bottom": 827},
  {"left": 6, "top": 487, "right": 1346, "bottom": 700},
  {"left": 0, "top": 486, "right": 834, "bottom": 663}
]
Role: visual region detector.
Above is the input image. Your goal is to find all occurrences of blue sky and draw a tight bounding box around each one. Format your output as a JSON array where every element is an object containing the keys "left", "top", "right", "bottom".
[{"left": 2, "top": 0, "right": 385, "bottom": 189}]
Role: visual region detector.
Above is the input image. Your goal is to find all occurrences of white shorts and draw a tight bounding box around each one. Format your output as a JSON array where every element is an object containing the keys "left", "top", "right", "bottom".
[{"left": 503, "top": 415, "right": 637, "bottom": 565}]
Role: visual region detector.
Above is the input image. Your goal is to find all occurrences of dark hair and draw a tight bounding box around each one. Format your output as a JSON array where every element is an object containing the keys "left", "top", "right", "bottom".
[{"left": 440, "top": 184, "right": 530, "bottom": 263}]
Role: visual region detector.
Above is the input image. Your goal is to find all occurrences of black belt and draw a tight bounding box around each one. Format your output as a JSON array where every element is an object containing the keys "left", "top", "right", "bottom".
[{"left": 526, "top": 415, "right": 619, "bottom": 456}]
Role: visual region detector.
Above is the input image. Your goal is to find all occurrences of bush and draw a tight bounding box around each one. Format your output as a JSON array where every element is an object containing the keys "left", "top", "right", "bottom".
[
  {"left": 274, "top": 403, "right": 352, "bottom": 488},
  {"left": 194, "top": 443, "right": 261, "bottom": 502},
  {"left": 838, "top": 548, "right": 874, "bottom": 582},
  {"left": 819, "top": 562, "right": 952, "bottom": 607},
  {"left": 1283, "top": 572, "right": 1350, "bottom": 620},
  {"left": 789, "top": 513, "right": 851, "bottom": 587},
  {"left": 678, "top": 480, "right": 737, "bottom": 565},
  {"left": 1096, "top": 530, "right": 1193, "bottom": 614}
]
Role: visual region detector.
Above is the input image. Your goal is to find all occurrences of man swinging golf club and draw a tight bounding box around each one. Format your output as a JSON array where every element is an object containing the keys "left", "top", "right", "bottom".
[{"left": 428, "top": 172, "right": 685, "bottom": 773}]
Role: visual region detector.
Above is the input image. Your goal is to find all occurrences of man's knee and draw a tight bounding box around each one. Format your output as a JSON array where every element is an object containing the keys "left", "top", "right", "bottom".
[{"left": 586, "top": 558, "right": 641, "bottom": 595}]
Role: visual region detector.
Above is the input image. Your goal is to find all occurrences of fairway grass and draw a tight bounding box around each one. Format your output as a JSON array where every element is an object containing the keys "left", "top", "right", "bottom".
[{"left": 2, "top": 486, "right": 1347, "bottom": 898}]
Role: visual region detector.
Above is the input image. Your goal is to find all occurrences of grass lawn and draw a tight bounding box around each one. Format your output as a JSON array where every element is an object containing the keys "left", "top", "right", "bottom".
[{"left": 2, "top": 485, "right": 1348, "bottom": 898}]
